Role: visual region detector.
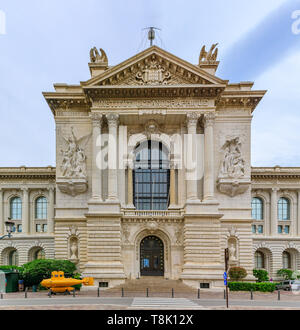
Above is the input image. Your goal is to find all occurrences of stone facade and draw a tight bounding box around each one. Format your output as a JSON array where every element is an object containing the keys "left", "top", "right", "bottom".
[{"left": 0, "top": 45, "right": 299, "bottom": 288}]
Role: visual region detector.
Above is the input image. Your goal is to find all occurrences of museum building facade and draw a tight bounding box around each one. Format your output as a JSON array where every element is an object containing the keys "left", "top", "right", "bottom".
[{"left": 0, "top": 46, "right": 300, "bottom": 288}]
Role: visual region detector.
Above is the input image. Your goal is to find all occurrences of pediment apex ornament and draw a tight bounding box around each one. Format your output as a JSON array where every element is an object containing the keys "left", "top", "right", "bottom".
[
  {"left": 136, "top": 56, "right": 171, "bottom": 85},
  {"left": 217, "top": 137, "right": 250, "bottom": 197},
  {"left": 90, "top": 47, "right": 108, "bottom": 65},
  {"left": 199, "top": 43, "right": 219, "bottom": 64}
]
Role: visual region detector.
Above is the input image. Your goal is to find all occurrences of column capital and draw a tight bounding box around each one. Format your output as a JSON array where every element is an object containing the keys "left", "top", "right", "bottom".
[
  {"left": 271, "top": 187, "right": 280, "bottom": 193},
  {"left": 204, "top": 112, "right": 215, "bottom": 128},
  {"left": 90, "top": 112, "right": 103, "bottom": 128},
  {"left": 186, "top": 112, "right": 200, "bottom": 128},
  {"left": 106, "top": 113, "right": 119, "bottom": 128},
  {"left": 21, "top": 187, "right": 29, "bottom": 193}
]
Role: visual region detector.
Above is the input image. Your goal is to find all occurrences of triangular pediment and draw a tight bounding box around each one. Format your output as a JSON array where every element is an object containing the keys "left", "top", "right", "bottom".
[{"left": 81, "top": 46, "right": 226, "bottom": 87}]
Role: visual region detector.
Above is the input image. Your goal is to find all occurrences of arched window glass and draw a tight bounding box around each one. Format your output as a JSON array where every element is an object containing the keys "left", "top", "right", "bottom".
[
  {"left": 251, "top": 197, "right": 263, "bottom": 220},
  {"left": 255, "top": 251, "right": 264, "bottom": 269},
  {"left": 10, "top": 197, "right": 22, "bottom": 220},
  {"left": 283, "top": 251, "right": 291, "bottom": 269},
  {"left": 278, "top": 198, "right": 290, "bottom": 221},
  {"left": 34, "top": 249, "right": 45, "bottom": 260},
  {"left": 9, "top": 250, "right": 19, "bottom": 266},
  {"left": 133, "top": 140, "right": 170, "bottom": 210},
  {"left": 35, "top": 197, "right": 47, "bottom": 219}
]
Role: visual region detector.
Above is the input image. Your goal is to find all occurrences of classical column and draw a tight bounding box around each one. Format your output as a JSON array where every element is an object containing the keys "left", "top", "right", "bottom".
[
  {"left": 270, "top": 188, "right": 279, "bottom": 236},
  {"left": 90, "top": 113, "right": 103, "bottom": 201},
  {"left": 297, "top": 190, "right": 300, "bottom": 236},
  {"left": 48, "top": 187, "right": 55, "bottom": 234},
  {"left": 186, "top": 113, "right": 200, "bottom": 201},
  {"left": 203, "top": 113, "right": 215, "bottom": 201},
  {"left": 106, "top": 113, "right": 119, "bottom": 201},
  {"left": 127, "top": 166, "right": 134, "bottom": 207},
  {"left": 0, "top": 189, "right": 3, "bottom": 236},
  {"left": 169, "top": 164, "right": 176, "bottom": 207},
  {"left": 22, "top": 188, "right": 29, "bottom": 234}
]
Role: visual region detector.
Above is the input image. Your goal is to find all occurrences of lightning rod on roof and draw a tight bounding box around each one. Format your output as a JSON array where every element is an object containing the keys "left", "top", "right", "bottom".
[{"left": 143, "top": 27, "right": 161, "bottom": 47}]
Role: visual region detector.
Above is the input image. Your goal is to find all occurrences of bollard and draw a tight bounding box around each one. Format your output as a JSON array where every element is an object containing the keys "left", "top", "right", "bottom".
[
  {"left": 121, "top": 288, "right": 124, "bottom": 298},
  {"left": 97, "top": 287, "right": 100, "bottom": 297},
  {"left": 278, "top": 290, "right": 280, "bottom": 301},
  {"left": 25, "top": 287, "right": 28, "bottom": 299},
  {"left": 146, "top": 288, "right": 149, "bottom": 298},
  {"left": 73, "top": 289, "right": 76, "bottom": 298},
  {"left": 198, "top": 289, "right": 200, "bottom": 299},
  {"left": 172, "top": 288, "right": 174, "bottom": 298},
  {"left": 0, "top": 293, "right": 3, "bottom": 299},
  {"left": 250, "top": 290, "right": 253, "bottom": 300}
]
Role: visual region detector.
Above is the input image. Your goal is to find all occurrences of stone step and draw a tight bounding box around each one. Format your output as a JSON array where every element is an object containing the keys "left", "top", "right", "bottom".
[{"left": 105, "top": 277, "right": 198, "bottom": 293}]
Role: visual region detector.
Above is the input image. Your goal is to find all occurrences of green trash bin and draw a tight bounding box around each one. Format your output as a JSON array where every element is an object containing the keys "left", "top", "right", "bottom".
[{"left": 1, "top": 270, "right": 19, "bottom": 293}]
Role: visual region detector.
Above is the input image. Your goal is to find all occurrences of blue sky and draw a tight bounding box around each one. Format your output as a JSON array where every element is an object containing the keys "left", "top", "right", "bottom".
[{"left": 0, "top": 0, "right": 299, "bottom": 167}]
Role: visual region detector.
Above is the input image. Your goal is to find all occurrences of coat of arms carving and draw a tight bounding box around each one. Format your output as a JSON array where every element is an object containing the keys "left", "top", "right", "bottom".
[{"left": 136, "top": 59, "right": 171, "bottom": 85}]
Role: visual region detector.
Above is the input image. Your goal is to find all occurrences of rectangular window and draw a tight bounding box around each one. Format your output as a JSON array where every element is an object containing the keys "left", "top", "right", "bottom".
[
  {"left": 200, "top": 283, "right": 210, "bottom": 289},
  {"left": 36, "top": 224, "right": 42, "bottom": 233},
  {"left": 252, "top": 225, "right": 256, "bottom": 234},
  {"left": 17, "top": 224, "right": 22, "bottom": 233},
  {"left": 258, "top": 225, "right": 264, "bottom": 234},
  {"left": 284, "top": 226, "right": 290, "bottom": 234},
  {"left": 42, "top": 224, "right": 47, "bottom": 232},
  {"left": 278, "top": 225, "right": 283, "bottom": 234}
]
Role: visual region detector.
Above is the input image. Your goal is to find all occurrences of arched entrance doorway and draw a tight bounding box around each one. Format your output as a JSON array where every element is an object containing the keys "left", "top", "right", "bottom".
[{"left": 140, "top": 236, "right": 164, "bottom": 276}]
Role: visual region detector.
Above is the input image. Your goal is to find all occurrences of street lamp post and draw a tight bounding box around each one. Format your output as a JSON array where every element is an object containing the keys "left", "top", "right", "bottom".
[{"left": 0, "top": 219, "right": 15, "bottom": 240}]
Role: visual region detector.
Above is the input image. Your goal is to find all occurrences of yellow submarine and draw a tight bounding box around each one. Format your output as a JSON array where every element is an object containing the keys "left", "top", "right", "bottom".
[{"left": 41, "top": 271, "right": 94, "bottom": 294}]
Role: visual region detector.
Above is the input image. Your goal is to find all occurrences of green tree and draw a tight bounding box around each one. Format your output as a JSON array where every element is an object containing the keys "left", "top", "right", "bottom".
[
  {"left": 277, "top": 269, "right": 294, "bottom": 280},
  {"left": 20, "top": 259, "right": 77, "bottom": 287},
  {"left": 253, "top": 269, "right": 269, "bottom": 282},
  {"left": 228, "top": 267, "right": 247, "bottom": 281}
]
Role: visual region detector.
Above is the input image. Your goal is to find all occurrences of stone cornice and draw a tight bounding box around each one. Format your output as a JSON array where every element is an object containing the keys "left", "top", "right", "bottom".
[
  {"left": 251, "top": 167, "right": 300, "bottom": 180},
  {"left": 216, "top": 90, "right": 267, "bottom": 113},
  {"left": 0, "top": 167, "right": 56, "bottom": 180},
  {"left": 83, "top": 84, "right": 226, "bottom": 101}
]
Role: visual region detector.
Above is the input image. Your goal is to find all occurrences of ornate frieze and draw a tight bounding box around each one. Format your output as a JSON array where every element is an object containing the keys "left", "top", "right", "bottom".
[
  {"left": 135, "top": 58, "right": 171, "bottom": 85},
  {"left": 94, "top": 98, "right": 211, "bottom": 109}
]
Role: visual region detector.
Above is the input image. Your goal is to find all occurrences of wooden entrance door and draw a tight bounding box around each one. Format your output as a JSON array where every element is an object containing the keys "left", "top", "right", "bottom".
[{"left": 140, "top": 236, "right": 164, "bottom": 276}]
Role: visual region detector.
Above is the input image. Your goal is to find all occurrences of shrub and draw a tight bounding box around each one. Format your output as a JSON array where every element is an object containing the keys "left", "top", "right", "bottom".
[
  {"left": 72, "top": 273, "right": 83, "bottom": 291},
  {"left": 21, "top": 259, "right": 77, "bottom": 287},
  {"left": 228, "top": 282, "right": 276, "bottom": 292},
  {"left": 277, "top": 269, "right": 294, "bottom": 280},
  {"left": 228, "top": 267, "right": 247, "bottom": 281},
  {"left": 253, "top": 269, "right": 269, "bottom": 282}
]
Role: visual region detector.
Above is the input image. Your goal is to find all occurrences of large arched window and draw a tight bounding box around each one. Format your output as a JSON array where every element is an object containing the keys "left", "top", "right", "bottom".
[
  {"left": 9, "top": 250, "right": 19, "bottom": 266},
  {"left": 278, "top": 198, "right": 290, "bottom": 221},
  {"left": 133, "top": 140, "right": 170, "bottom": 210},
  {"left": 10, "top": 197, "right": 22, "bottom": 220},
  {"left": 251, "top": 197, "right": 264, "bottom": 220},
  {"left": 35, "top": 196, "right": 47, "bottom": 219},
  {"left": 255, "top": 251, "right": 265, "bottom": 269},
  {"left": 283, "top": 251, "right": 291, "bottom": 269}
]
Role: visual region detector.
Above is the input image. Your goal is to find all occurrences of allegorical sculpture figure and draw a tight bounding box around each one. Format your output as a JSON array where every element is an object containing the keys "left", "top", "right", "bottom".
[
  {"left": 219, "top": 137, "right": 245, "bottom": 179},
  {"left": 229, "top": 242, "right": 237, "bottom": 261},
  {"left": 90, "top": 47, "right": 108, "bottom": 64},
  {"left": 60, "top": 127, "right": 91, "bottom": 178},
  {"left": 199, "top": 43, "right": 219, "bottom": 63}
]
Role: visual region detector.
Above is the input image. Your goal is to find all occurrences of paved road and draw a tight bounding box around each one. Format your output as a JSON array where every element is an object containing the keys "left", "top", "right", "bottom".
[{"left": 1, "top": 296, "right": 300, "bottom": 309}]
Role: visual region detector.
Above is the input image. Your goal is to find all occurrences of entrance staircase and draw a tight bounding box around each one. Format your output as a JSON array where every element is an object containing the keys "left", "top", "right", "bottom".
[{"left": 104, "top": 277, "right": 198, "bottom": 296}]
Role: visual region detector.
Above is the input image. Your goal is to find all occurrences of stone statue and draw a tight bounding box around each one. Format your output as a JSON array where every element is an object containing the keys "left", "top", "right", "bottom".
[
  {"left": 90, "top": 47, "right": 108, "bottom": 64},
  {"left": 60, "top": 127, "right": 91, "bottom": 178},
  {"left": 199, "top": 43, "right": 219, "bottom": 63},
  {"left": 229, "top": 242, "right": 237, "bottom": 261},
  {"left": 219, "top": 137, "right": 245, "bottom": 179},
  {"left": 70, "top": 238, "right": 78, "bottom": 260}
]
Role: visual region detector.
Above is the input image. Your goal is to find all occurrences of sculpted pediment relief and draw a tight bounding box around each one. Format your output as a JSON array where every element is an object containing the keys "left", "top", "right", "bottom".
[{"left": 82, "top": 46, "right": 226, "bottom": 87}]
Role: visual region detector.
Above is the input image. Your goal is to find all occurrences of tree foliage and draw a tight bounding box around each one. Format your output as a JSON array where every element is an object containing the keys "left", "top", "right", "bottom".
[{"left": 253, "top": 269, "right": 269, "bottom": 282}]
